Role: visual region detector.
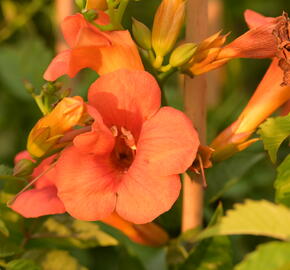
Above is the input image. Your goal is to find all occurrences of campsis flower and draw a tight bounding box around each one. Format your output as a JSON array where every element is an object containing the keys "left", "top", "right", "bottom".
[
  {"left": 152, "top": 0, "right": 186, "bottom": 68},
  {"left": 54, "top": 69, "right": 199, "bottom": 224},
  {"left": 10, "top": 152, "right": 168, "bottom": 246},
  {"left": 211, "top": 58, "right": 290, "bottom": 162},
  {"left": 27, "top": 96, "right": 85, "bottom": 158},
  {"left": 44, "top": 12, "right": 143, "bottom": 81},
  {"left": 187, "top": 10, "right": 289, "bottom": 80}
]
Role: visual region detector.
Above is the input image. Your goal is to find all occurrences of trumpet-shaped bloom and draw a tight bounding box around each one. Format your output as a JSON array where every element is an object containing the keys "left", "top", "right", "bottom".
[
  {"left": 188, "top": 10, "right": 289, "bottom": 78},
  {"left": 211, "top": 58, "right": 290, "bottom": 161},
  {"left": 44, "top": 13, "right": 143, "bottom": 81},
  {"left": 27, "top": 96, "right": 85, "bottom": 158},
  {"left": 54, "top": 69, "right": 199, "bottom": 224},
  {"left": 10, "top": 152, "right": 168, "bottom": 246}
]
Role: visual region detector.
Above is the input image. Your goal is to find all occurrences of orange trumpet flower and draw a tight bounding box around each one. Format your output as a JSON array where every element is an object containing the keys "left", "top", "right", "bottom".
[
  {"left": 44, "top": 12, "right": 143, "bottom": 81},
  {"left": 188, "top": 10, "right": 289, "bottom": 82},
  {"left": 211, "top": 58, "right": 290, "bottom": 161}
]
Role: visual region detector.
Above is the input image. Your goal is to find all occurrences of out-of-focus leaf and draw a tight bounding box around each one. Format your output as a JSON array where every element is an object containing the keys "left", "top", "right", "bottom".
[
  {"left": 32, "top": 215, "right": 118, "bottom": 249},
  {"left": 0, "top": 219, "right": 9, "bottom": 237},
  {"left": 0, "top": 38, "right": 52, "bottom": 100},
  {"left": 97, "top": 222, "right": 167, "bottom": 270},
  {"left": 0, "top": 236, "right": 22, "bottom": 258},
  {"left": 6, "top": 259, "right": 41, "bottom": 270},
  {"left": 180, "top": 203, "right": 233, "bottom": 270},
  {"left": 234, "top": 241, "right": 290, "bottom": 270},
  {"left": 0, "top": 165, "right": 12, "bottom": 175},
  {"left": 41, "top": 250, "right": 88, "bottom": 270},
  {"left": 274, "top": 154, "right": 290, "bottom": 207},
  {"left": 197, "top": 200, "right": 290, "bottom": 241},
  {"left": 258, "top": 114, "right": 290, "bottom": 163},
  {"left": 206, "top": 150, "right": 265, "bottom": 203}
]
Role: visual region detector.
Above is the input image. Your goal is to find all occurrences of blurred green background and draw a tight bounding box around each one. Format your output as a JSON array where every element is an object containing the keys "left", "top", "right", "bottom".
[{"left": 0, "top": 0, "right": 289, "bottom": 268}]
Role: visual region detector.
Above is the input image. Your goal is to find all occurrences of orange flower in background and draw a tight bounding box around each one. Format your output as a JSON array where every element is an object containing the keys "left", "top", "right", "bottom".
[
  {"left": 44, "top": 13, "right": 143, "bottom": 81},
  {"left": 27, "top": 96, "right": 85, "bottom": 158},
  {"left": 211, "top": 58, "right": 290, "bottom": 161},
  {"left": 189, "top": 10, "right": 289, "bottom": 80},
  {"left": 54, "top": 69, "right": 199, "bottom": 224}
]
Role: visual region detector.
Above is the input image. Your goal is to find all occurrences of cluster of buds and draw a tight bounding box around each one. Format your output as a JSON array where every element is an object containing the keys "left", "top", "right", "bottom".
[{"left": 132, "top": 0, "right": 198, "bottom": 73}]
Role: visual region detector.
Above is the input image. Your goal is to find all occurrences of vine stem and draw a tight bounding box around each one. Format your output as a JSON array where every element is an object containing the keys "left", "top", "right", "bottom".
[{"left": 182, "top": 0, "right": 208, "bottom": 232}]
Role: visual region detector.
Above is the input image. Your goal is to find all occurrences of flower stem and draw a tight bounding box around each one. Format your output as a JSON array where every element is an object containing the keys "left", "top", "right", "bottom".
[{"left": 182, "top": 0, "right": 208, "bottom": 232}]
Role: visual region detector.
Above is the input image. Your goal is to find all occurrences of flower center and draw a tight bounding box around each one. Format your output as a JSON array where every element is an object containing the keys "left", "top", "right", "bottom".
[{"left": 110, "top": 126, "right": 136, "bottom": 171}]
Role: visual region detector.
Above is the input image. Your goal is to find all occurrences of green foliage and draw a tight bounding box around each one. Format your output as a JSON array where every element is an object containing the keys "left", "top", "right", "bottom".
[
  {"left": 0, "top": 219, "right": 9, "bottom": 237},
  {"left": 40, "top": 250, "right": 88, "bottom": 270},
  {"left": 258, "top": 114, "right": 290, "bottom": 163},
  {"left": 197, "top": 200, "right": 290, "bottom": 241},
  {"left": 180, "top": 204, "right": 233, "bottom": 270},
  {"left": 234, "top": 242, "right": 290, "bottom": 270},
  {"left": 274, "top": 154, "right": 290, "bottom": 207},
  {"left": 6, "top": 259, "right": 41, "bottom": 270},
  {"left": 0, "top": 38, "right": 52, "bottom": 100}
]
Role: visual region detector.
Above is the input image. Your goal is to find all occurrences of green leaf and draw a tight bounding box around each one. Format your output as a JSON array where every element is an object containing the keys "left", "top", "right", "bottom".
[
  {"left": 41, "top": 250, "right": 88, "bottom": 270},
  {"left": 197, "top": 200, "right": 290, "bottom": 241},
  {"left": 258, "top": 114, "right": 290, "bottom": 163},
  {"left": 234, "top": 241, "right": 290, "bottom": 270},
  {"left": 274, "top": 154, "right": 290, "bottom": 207},
  {"left": 0, "top": 219, "right": 9, "bottom": 237},
  {"left": 0, "top": 236, "right": 22, "bottom": 258},
  {"left": 6, "top": 259, "right": 41, "bottom": 270},
  {"left": 0, "top": 165, "right": 12, "bottom": 175},
  {"left": 0, "top": 38, "right": 52, "bottom": 100},
  {"left": 180, "top": 203, "right": 233, "bottom": 270},
  {"left": 35, "top": 215, "right": 118, "bottom": 248}
]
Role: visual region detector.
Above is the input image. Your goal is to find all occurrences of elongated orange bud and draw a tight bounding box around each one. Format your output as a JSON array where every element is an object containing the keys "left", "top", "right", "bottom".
[
  {"left": 86, "top": 0, "right": 107, "bottom": 10},
  {"left": 152, "top": 0, "right": 186, "bottom": 66},
  {"left": 102, "top": 212, "right": 169, "bottom": 246},
  {"left": 211, "top": 58, "right": 290, "bottom": 161},
  {"left": 27, "top": 97, "right": 85, "bottom": 158}
]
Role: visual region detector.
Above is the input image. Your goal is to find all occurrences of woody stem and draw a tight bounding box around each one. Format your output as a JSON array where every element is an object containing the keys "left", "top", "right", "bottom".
[{"left": 182, "top": 0, "right": 208, "bottom": 232}]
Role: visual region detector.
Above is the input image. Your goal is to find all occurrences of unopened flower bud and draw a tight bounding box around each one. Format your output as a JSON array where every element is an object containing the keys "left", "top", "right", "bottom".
[
  {"left": 13, "top": 159, "right": 35, "bottom": 177},
  {"left": 23, "top": 80, "right": 35, "bottom": 94},
  {"left": 83, "top": 9, "right": 99, "bottom": 22},
  {"left": 27, "top": 96, "right": 85, "bottom": 158},
  {"left": 75, "top": 0, "right": 87, "bottom": 10},
  {"left": 169, "top": 43, "right": 197, "bottom": 67},
  {"left": 132, "top": 18, "right": 152, "bottom": 50},
  {"left": 152, "top": 0, "right": 186, "bottom": 58},
  {"left": 86, "top": 0, "right": 107, "bottom": 10}
]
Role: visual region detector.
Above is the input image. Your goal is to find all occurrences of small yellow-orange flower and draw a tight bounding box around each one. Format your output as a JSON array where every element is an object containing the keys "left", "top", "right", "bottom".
[
  {"left": 27, "top": 96, "right": 85, "bottom": 158},
  {"left": 86, "top": 0, "right": 107, "bottom": 10}
]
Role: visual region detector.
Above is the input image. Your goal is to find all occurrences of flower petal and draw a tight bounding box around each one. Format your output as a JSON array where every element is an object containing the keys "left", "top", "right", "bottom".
[
  {"left": 134, "top": 106, "right": 199, "bottom": 176},
  {"left": 88, "top": 69, "right": 161, "bottom": 137},
  {"left": 73, "top": 106, "right": 115, "bottom": 155},
  {"left": 116, "top": 172, "right": 180, "bottom": 224},
  {"left": 244, "top": 9, "right": 274, "bottom": 29},
  {"left": 218, "top": 16, "right": 283, "bottom": 59},
  {"left": 43, "top": 47, "right": 102, "bottom": 81},
  {"left": 61, "top": 13, "right": 109, "bottom": 48},
  {"left": 10, "top": 186, "right": 65, "bottom": 218},
  {"left": 55, "top": 146, "right": 117, "bottom": 221}
]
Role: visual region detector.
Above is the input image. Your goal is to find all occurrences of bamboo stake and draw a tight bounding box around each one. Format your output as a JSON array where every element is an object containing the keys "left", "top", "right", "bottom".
[
  {"left": 182, "top": 0, "right": 208, "bottom": 232},
  {"left": 55, "top": 0, "right": 74, "bottom": 52}
]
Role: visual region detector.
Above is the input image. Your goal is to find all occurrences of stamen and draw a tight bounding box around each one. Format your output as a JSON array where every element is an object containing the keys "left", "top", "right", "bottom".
[
  {"left": 111, "top": 125, "right": 118, "bottom": 137},
  {"left": 120, "top": 126, "right": 137, "bottom": 150}
]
